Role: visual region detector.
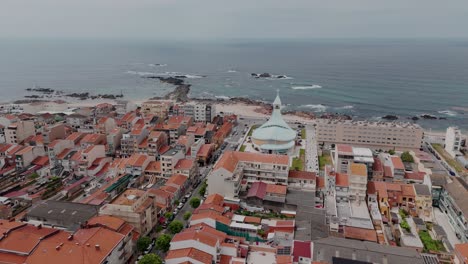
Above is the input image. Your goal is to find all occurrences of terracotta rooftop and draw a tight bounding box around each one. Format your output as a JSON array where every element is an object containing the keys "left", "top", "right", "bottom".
[
  {"left": 288, "top": 170, "right": 316, "bottom": 180},
  {"left": 391, "top": 156, "right": 405, "bottom": 170},
  {"left": 190, "top": 211, "right": 231, "bottom": 226},
  {"left": 197, "top": 144, "right": 213, "bottom": 158},
  {"left": 166, "top": 248, "right": 212, "bottom": 264},
  {"left": 344, "top": 226, "right": 378, "bottom": 242},
  {"left": 110, "top": 189, "right": 145, "bottom": 206},
  {"left": 172, "top": 229, "right": 219, "bottom": 247},
  {"left": 266, "top": 184, "right": 287, "bottom": 195},
  {"left": 214, "top": 151, "right": 289, "bottom": 173},
  {"left": 127, "top": 153, "right": 149, "bottom": 167},
  {"left": 335, "top": 173, "right": 349, "bottom": 187},
  {"left": 455, "top": 243, "right": 468, "bottom": 263},
  {"left": 204, "top": 194, "right": 224, "bottom": 206},
  {"left": 350, "top": 163, "right": 367, "bottom": 177},
  {"left": 0, "top": 223, "right": 58, "bottom": 255},
  {"left": 144, "top": 161, "right": 161, "bottom": 172},
  {"left": 25, "top": 227, "right": 123, "bottom": 264},
  {"left": 87, "top": 215, "right": 125, "bottom": 232},
  {"left": 166, "top": 174, "right": 188, "bottom": 187},
  {"left": 336, "top": 144, "right": 353, "bottom": 155},
  {"left": 32, "top": 156, "right": 49, "bottom": 166},
  {"left": 174, "top": 159, "right": 194, "bottom": 170}
]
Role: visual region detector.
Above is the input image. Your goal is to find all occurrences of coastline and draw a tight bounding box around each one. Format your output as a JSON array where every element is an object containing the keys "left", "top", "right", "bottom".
[{"left": 1, "top": 77, "right": 461, "bottom": 134}]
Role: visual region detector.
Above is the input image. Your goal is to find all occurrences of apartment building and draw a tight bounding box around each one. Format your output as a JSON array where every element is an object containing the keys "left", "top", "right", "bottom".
[
  {"left": 46, "top": 139, "right": 75, "bottom": 167},
  {"left": 125, "top": 153, "right": 154, "bottom": 177},
  {"left": 106, "top": 127, "right": 123, "bottom": 155},
  {"left": 180, "top": 102, "right": 216, "bottom": 122},
  {"left": 439, "top": 177, "right": 468, "bottom": 243},
  {"left": 207, "top": 151, "right": 289, "bottom": 199},
  {"left": 5, "top": 120, "right": 35, "bottom": 144},
  {"left": 99, "top": 189, "right": 158, "bottom": 236},
  {"left": 316, "top": 120, "right": 424, "bottom": 149},
  {"left": 15, "top": 146, "right": 46, "bottom": 170},
  {"left": 333, "top": 144, "right": 374, "bottom": 175},
  {"left": 160, "top": 147, "right": 185, "bottom": 178},
  {"left": 445, "top": 126, "right": 463, "bottom": 158},
  {"left": 95, "top": 117, "right": 117, "bottom": 134},
  {"left": 77, "top": 145, "right": 106, "bottom": 177}
]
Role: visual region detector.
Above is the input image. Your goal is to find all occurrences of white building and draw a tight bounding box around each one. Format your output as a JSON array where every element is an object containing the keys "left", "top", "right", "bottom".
[
  {"left": 316, "top": 120, "right": 424, "bottom": 149},
  {"left": 445, "top": 126, "right": 463, "bottom": 158},
  {"left": 181, "top": 102, "right": 216, "bottom": 122}
]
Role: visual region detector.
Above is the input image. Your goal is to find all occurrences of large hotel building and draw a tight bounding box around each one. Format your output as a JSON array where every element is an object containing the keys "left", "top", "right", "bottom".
[{"left": 316, "top": 120, "right": 424, "bottom": 149}]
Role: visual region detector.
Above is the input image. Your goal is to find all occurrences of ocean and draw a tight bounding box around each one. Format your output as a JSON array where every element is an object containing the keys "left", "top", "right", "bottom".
[{"left": 0, "top": 38, "right": 467, "bottom": 131}]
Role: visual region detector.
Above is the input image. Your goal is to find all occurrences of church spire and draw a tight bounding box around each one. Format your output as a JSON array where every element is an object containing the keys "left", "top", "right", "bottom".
[{"left": 273, "top": 89, "right": 282, "bottom": 109}]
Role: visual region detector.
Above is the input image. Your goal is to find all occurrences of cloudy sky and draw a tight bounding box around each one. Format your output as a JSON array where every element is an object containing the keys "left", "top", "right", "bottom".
[{"left": 2, "top": 0, "right": 468, "bottom": 40}]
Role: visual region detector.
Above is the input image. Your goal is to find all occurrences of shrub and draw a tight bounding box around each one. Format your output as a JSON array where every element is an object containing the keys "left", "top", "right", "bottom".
[{"left": 401, "top": 151, "right": 414, "bottom": 163}]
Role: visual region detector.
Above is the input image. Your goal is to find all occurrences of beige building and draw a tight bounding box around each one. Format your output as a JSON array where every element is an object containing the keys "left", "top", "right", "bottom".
[
  {"left": 141, "top": 100, "right": 173, "bottom": 119},
  {"left": 99, "top": 189, "right": 158, "bottom": 236},
  {"left": 316, "top": 120, "right": 423, "bottom": 149},
  {"left": 5, "top": 120, "right": 35, "bottom": 144},
  {"left": 207, "top": 151, "right": 289, "bottom": 199}
]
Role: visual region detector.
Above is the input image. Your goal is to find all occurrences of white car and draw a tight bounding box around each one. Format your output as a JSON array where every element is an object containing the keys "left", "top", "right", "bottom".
[{"left": 177, "top": 203, "right": 184, "bottom": 210}]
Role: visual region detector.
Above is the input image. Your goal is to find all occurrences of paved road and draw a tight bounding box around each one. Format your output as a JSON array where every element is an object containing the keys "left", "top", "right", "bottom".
[{"left": 305, "top": 125, "right": 319, "bottom": 173}]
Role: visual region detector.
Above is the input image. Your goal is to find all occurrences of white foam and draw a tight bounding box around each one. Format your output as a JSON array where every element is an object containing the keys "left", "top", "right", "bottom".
[
  {"left": 266, "top": 75, "right": 293, "bottom": 80},
  {"left": 438, "top": 110, "right": 458, "bottom": 116},
  {"left": 337, "top": 105, "right": 354, "bottom": 110},
  {"left": 184, "top": 74, "right": 204, "bottom": 79},
  {"left": 215, "top": 95, "right": 230, "bottom": 100},
  {"left": 301, "top": 104, "right": 327, "bottom": 112},
  {"left": 291, "top": 85, "right": 322, "bottom": 90},
  {"left": 126, "top": 71, "right": 154, "bottom": 76},
  {"left": 227, "top": 70, "right": 237, "bottom": 73}
]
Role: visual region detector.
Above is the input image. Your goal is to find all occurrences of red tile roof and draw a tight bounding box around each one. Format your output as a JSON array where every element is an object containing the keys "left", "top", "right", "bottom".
[
  {"left": 166, "top": 248, "right": 212, "bottom": 264},
  {"left": 335, "top": 173, "right": 349, "bottom": 187},
  {"left": 174, "top": 159, "right": 194, "bottom": 170},
  {"left": 288, "top": 170, "right": 316, "bottom": 180},
  {"left": 292, "top": 240, "right": 312, "bottom": 262},
  {"left": 391, "top": 156, "right": 405, "bottom": 170}
]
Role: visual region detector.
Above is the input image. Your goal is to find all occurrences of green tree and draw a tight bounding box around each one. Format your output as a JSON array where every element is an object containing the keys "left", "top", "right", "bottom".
[
  {"left": 190, "top": 197, "right": 201, "bottom": 208},
  {"left": 183, "top": 212, "right": 192, "bottom": 221},
  {"left": 168, "top": 220, "right": 184, "bottom": 234},
  {"left": 138, "top": 253, "right": 163, "bottom": 264},
  {"left": 137, "top": 236, "right": 152, "bottom": 252},
  {"left": 199, "top": 184, "right": 207, "bottom": 196},
  {"left": 388, "top": 149, "right": 396, "bottom": 155},
  {"left": 401, "top": 151, "right": 414, "bottom": 163},
  {"left": 155, "top": 234, "right": 172, "bottom": 252},
  {"left": 164, "top": 212, "right": 173, "bottom": 219}
]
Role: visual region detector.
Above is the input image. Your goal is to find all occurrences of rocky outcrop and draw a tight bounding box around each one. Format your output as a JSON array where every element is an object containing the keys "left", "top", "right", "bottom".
[{"left": 382, "top": 115, "right": 398, "bottom": 120}]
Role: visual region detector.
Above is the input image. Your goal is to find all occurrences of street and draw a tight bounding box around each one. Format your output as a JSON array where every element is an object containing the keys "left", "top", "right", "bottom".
[{"left": 305, "top": 124, "right": 319, "bottom": 173}]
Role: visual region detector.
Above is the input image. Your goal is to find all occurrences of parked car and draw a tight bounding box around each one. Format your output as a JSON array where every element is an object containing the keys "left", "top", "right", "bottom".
[{"left": 177, "top": 203, "right": 184, "bottom": 210}]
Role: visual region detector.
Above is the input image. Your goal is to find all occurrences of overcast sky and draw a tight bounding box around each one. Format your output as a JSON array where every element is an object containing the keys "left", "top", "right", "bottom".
[{"left": 2, "top": 0, "right": 468, "bottom": 40}]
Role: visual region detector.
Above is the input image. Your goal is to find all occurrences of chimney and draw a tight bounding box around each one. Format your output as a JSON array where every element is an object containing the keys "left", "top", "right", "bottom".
[
  {"left": 56, "top": 246, "right": 60, "bottom": 251},
  {"left": 95, "top": 244, "right": 100, "bottom": 250},
  {"left": 68, "top": 234, "right": 74, "bottom": 241},
  {"left": 37, "top": 224, "right": 42, "bottom": 229}
]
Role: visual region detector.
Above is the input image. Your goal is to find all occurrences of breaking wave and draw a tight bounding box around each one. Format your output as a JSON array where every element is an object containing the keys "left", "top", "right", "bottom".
[
  {"left": 291, "top": 85, "right": 322, "bottom": 90},
  {"left": 438, "top": 110, "right": 458, "bottom": 116},
  {"left": 301, "top": 104, "right": 328, "bottom": 112}
]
